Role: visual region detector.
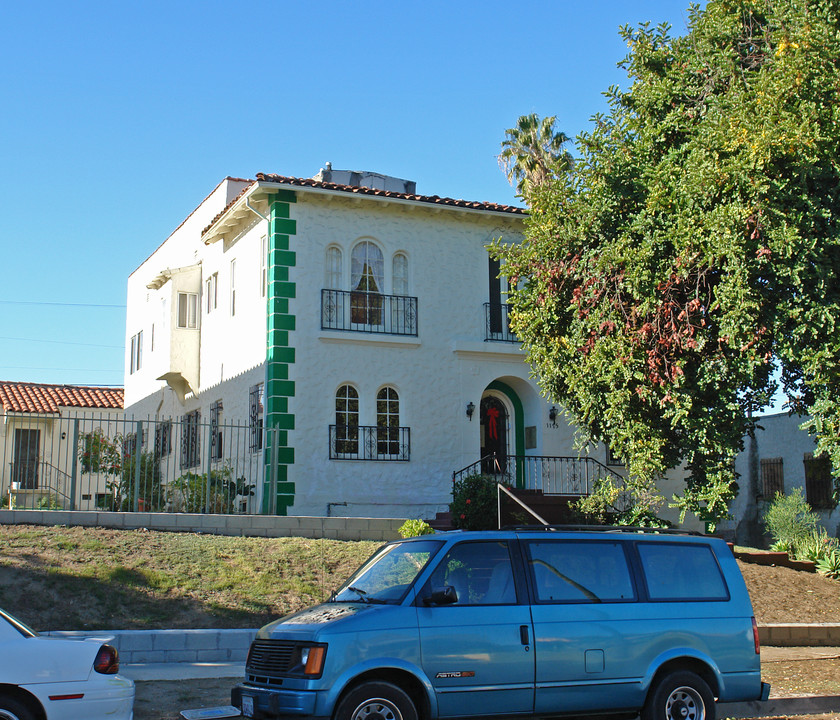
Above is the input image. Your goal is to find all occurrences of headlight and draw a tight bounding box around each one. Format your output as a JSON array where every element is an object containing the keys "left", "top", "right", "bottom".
[{"left": 295, "top": 644, "right": 327, "bottom": 677}]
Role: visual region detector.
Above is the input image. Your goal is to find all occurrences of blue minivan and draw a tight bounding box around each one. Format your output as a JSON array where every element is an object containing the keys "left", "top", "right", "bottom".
[{"left": 232, "top": 528, "right": 769, "bottom": 720}]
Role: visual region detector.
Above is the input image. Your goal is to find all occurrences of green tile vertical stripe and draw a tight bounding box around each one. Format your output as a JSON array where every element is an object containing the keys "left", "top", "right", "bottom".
[{"left": 265, "top": 192, "right": 297, "bottom": 515}]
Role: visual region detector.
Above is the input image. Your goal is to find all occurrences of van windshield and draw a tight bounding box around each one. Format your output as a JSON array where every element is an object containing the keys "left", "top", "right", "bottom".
[{"left": 333, "top": 539, "right": 442, "bottom": 604}]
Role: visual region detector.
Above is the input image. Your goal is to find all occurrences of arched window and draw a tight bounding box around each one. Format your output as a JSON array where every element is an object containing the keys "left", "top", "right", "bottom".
[
  {"left": 350, "top": 241, "right": 384, "bottom": 326},
  {"left": 392, "top": 252, "right": 408, "bottom": 295},
  {"left": 376, "top": 386, "right": 400, "bottom": 457},
  {"left": 335, "top": 385, "right": 359, "bottom": 456},
  {"left": 325, "top": 246, "right": 342, "bottom": 289}
]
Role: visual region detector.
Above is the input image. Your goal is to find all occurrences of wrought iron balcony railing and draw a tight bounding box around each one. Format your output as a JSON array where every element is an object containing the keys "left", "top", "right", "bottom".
[
  {"left": 484, "top": 302, "right": 518, "bottom": 343},
  {"left": 322, "top": 290, "right": 418, "bottom": 336},
  {"left": 329, "top": 425, "right": 410, "bottom": 461}
]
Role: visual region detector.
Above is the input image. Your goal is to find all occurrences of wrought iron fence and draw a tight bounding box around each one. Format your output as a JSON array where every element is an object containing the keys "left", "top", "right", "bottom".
[
  {"left": 321, "top": 289, "right": 418, "bottom": 336},
  {"left": 0, "top": 413, "right": 265, "bottom": 514}
]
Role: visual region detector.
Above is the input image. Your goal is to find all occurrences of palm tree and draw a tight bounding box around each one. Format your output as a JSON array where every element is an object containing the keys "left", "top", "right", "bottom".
[{"left": 498, "top": 113, "right": 573, "bottom": 196}]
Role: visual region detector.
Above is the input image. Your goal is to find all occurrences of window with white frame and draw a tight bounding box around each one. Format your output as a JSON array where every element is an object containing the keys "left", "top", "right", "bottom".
[
  {"left": 376, "top": 386, "right": 400, "bottom": 457},
  {"left": 325, "top": 246, "right": 342, "bottom": 289},
  {"left": 334, "top": 385, "right": 359, "bottom": 455},
  {"left": 230, "top": 260, "right": 236, "bottom": 316},
  {"left": 130, "top": 331, "right": 143, "bottom": 374},
  {"left": 206, "top": 273, "right": 218, "bottom": 313},
  {"left": 210, "top": 400, "right": 224, "bottom": 461},
  {"left": 392, "top": 252, "right": 408, "bottom": 295},
  {"left": 351, "top": 241, "right": 384, "bottom": 326},
  {"left": 260, "top": 235, "right": 267, "bottom": 298},
  {"left": 177, "top": 292, "right": 198, "bottom": 329},
  {"left": 181, "top": 409, "right": 200, "bottom": 468}
]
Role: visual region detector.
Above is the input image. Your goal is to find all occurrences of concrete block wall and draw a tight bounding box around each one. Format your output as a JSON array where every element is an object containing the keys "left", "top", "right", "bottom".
[
  {"left": 47, "top": 628, "right": 258, "bottom": 664},
  {"left": 0, "top": 509, "right": 405, "bottom": 541},
  {"left": 758, "top": 623, "right": 840, "bottom": 647}
]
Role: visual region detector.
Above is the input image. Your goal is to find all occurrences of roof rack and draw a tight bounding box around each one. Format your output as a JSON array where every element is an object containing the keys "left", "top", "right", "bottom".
[{"left": 504, "top": 524, "right": 706, "bottom": 537}]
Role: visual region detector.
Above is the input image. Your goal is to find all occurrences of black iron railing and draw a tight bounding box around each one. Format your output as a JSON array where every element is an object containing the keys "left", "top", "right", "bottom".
[
  {"left": 453, "top": 454, "right": 629, "bottom": 507},
  {"left": 329, "top": 425, "right": 410, "bottom": 461},
  {"left": 484, "top": 303, "right": 517, "bottom": 343},
  {"left": 322, "top": 290, "right": 418, "bottom": 336}
]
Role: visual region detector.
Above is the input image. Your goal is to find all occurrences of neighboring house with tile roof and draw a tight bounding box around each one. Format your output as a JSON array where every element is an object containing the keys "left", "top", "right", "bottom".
[
  {"left": 0, "top": 382, "right": 124, "bottom": 511},
  {"left": 123, "top": 168, "right": 700, "bottom": 527}
]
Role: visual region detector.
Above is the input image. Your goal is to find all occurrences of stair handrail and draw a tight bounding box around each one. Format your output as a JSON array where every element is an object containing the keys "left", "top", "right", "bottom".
[{"left": 497, "top": 483, "right": 549, "bottom": 529}]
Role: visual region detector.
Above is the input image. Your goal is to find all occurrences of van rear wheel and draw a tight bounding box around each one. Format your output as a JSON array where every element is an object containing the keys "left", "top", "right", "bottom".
[
  {"left": 335, "top": 681, "right": 418, "bottom": 720},
  {"left": 642, "top": 670, "right": 715, "bottom": 720}
]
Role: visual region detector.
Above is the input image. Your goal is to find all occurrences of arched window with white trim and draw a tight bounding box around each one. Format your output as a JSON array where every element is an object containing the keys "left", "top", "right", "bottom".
[
  {"left": 334, "top": 384, "right": 359, "bottom": 456},
  {"left": 392, "top": 252, "right": 408, "bottom": 295},
  {"left": 376, "top": 386, "right": 400, "bottom": 458},
  {"left": 350, "top": 241, "right": 384, "bottom": 326}
]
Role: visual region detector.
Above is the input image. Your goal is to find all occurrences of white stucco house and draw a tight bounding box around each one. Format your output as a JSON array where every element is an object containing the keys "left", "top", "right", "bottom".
[{"left": 124, "top": 168, "right": 703, "bottom": 527}]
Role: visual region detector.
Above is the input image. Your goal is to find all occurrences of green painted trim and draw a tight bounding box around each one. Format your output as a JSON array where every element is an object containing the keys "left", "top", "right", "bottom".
[
  {"left": 487, "top": 380, "right": 526, "bottom": 488},
  {"left": 264, "top": 192, "right": 298, "bottom": 515}
]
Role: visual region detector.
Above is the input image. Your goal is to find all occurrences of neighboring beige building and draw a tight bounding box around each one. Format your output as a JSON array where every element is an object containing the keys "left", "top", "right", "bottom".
[{"left": 0, "top": 381, "right": 124, "bottom": 510}]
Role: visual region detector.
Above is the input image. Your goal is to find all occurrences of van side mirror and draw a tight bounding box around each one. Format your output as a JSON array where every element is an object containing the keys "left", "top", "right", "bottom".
[{"left": 423, "top": 586, "right": 458, "bottom": 606}]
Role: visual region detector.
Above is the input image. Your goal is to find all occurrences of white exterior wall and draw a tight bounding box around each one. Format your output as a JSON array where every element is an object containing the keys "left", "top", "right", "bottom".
[
  {"left": 124, "top": 178, "right": 252, "bottom": 409},
  {"left": 724, "top": 412, "right": 839, "bottom": 538}
]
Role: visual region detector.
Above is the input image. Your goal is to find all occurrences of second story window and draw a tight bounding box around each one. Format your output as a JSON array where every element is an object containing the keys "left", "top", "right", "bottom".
[
  {"left": 206, "top": 273, "right": 218, "bottom": 314},
  {"left": 326, "top": 246, "right": 342, "bottom": 289},
  {"left": 392, "top": 253, "right": 408, "bottom": 295},
  {"left": 260, "top": 235, "right": 267, "bottom": 298},
  {"left": 130, "top": 331, "right": 143, "bottom": 374},
  {"left": 351, "top": 241, "right": 384, "bottom": 326},
  {"left": 230, "top": 260, "right": 237, "bottom": 316},
  {"left": 177, "top": 292, "right": 198, "bottom": 329}
]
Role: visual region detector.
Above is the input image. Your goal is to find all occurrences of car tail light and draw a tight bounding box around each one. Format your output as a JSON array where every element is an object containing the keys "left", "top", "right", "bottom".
[
  {"left": 752, "top": 617, "right": 761, "bottom": 655},
  {"left": 94, "top": 644, "right": 120, "bottom": 674}
]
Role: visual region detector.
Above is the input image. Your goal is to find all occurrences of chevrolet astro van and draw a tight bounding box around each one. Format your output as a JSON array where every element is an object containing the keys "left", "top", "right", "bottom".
[{"left": 232, "top": 527, "right": 769, "bottom": 720}]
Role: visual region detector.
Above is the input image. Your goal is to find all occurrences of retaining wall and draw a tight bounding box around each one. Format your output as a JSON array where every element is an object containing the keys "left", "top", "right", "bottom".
[{"left": 0, "top": 509, "right": 405, "bottom": 541}]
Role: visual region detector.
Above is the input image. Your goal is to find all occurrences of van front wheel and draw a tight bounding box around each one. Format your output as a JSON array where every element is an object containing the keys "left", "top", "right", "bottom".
[
  {"left": 335, "top": 681, "right": 418, "bottom": 720},
  {"left": 642, "top": 670, "right": 715, "bottom": 720}
]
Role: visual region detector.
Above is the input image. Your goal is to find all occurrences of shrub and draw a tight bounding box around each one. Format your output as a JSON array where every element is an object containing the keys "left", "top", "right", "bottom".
[
  {"left": 37, "top": 494, "right": 62, "bottom": 510},
  {"left": 451, "top": 474, "right": 498, "bottom": 531},
  {"left": 762, "top": 489, "right": 819, "bottom": 551},
  {"left": 817, "top": 549, "right": 840, "bottom": 580},
  {"left": 796, "top": 528, "right": 839, "bottom": 563},
  {"left": 398, "top": 519, "right": 435, "bottom": 538}
]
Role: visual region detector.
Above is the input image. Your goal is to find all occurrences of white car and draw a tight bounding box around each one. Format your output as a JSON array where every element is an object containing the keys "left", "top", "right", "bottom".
[{"left": 0, "top": 607, "right": 134, "bottom": 720}]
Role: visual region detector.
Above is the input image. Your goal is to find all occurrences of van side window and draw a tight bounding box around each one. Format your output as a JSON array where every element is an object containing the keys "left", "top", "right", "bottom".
[
  {"left": 427, "top": 541, "right": 516, "bottom": 605},
  {"left": 525, "top": 541, "right": 635, "bottom": 603},
  {"left": 638, "top": 543, "right": 729, "bottom": 601}
]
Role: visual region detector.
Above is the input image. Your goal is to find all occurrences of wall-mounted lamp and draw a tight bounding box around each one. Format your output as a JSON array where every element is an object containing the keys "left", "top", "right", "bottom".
[
  {"left": 466, "top": 402, "right": 476, "bottom": 421},
  {"left": 548, "top": 406, "right": 558, "bottom": 423}
]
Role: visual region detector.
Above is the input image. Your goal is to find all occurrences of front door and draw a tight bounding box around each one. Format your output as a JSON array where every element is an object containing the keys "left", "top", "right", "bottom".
[
  {"left": 480, "top": 396, "right": 507, "bottom": 474},
  {"left": 417, "top": 540, "right": 534, "bottom": 717},
  {"left": 13, "top": 429, "right": 40, "bottom": 489}
]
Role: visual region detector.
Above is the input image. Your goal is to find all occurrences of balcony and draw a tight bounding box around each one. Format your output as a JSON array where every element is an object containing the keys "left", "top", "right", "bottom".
[
  {"left": 484, "top": 302, "right": 518, "bottom": 343},
  {"left": 322, "top": 290, "right": 418, "bottom": 336},
  {"left": 329, "top": 425, "right": 411, "bottom": 461}
]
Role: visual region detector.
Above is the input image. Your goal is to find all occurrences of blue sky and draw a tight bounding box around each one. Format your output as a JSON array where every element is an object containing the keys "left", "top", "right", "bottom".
[{"left": 1, "top": 0, "right": 697, "bottom": 388}]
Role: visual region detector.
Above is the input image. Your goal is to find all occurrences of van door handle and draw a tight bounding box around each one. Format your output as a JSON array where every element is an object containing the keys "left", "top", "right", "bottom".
[{"left": 520, "top": 625, "right": 530, "bottom": 645}]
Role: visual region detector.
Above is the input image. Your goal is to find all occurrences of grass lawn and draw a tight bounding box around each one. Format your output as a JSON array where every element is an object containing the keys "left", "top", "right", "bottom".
[{"left": 0, "top": 524, "right": 378, "bottom": 631}]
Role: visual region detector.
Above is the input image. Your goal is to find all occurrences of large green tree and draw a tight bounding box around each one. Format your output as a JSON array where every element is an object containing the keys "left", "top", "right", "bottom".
[{"left": 495, "top": 0, "right": 840, "bottom": 527}]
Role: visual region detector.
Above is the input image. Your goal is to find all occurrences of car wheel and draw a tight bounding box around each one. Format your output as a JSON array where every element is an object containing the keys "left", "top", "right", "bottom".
[
  {"left": 0, "top": 695, "right": 37, "bottom": 720},
  {"left": 335, "top": 681, "right": 418, "bottom": 720},
  {"left": 642, "top": 670, "right": 716, "bottom": 720}
]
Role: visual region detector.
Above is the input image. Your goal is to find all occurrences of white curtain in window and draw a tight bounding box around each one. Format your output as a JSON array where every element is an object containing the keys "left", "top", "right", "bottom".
[{"left": 351, "top": 241, "right": 384, "bottom": 293}]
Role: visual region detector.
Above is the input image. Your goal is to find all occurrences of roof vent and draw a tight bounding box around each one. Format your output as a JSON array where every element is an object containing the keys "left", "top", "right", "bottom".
[{"left": 314, "top": 167, "right": 416, "bottom": 195}]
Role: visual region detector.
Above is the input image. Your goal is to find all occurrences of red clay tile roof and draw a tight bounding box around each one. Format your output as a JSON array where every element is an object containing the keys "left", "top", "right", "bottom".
[
  {"left": 0, "top": 382, "right": 124, "bottom": 414},
  {"left": 202, "top": 174, "right": 525, "bottom": 237}
]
